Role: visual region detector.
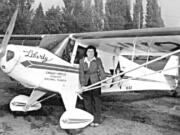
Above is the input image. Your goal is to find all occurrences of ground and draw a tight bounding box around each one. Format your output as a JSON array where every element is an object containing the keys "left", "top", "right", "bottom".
[{"left": 0, "top": 70, "right": 180, "bottom": 135}]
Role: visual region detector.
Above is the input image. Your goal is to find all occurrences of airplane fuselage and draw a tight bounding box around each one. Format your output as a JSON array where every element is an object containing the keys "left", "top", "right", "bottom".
[{"left": 1, "top": 44, "right": 177, "bottom": 96}]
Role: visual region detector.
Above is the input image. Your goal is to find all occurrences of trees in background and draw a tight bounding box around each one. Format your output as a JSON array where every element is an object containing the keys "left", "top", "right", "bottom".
[
  {"left": 105, "top": 0, "right": 132, "bottom": 30},
  {"left": 105, "top": 0, "right": 133, "bottom": 30},
  {"left": 0, "top": 0, "right": 165, "bottom": 34},
  {"left": 62, "top": 0, "right": 85, "bottom": 33},
  {"left": 44, "top": 6, "right": 64, "bottom": 34},
  {"left": 146, "top": 0, "right": 164, "bottom": 27},
  {"left": 0, "top": 0, "right": 34, "bottom": 34},
  {"left": 0, "top": 0, "right": 11, "bottom": 33},
  {"left": 93, "top": 0, "right": 104, "bottom": 31},
  {"left": 13, "top": 0, "right": 34, "bottom": 34},
  {"left": 30, "top": 3, "right": 46, "bottom": 34},
  {"left": 133, "top": 0, "right": 143, "bottom": 29},
  {"left": 62, "top": 0, "right": 104, "bottom": 32}
]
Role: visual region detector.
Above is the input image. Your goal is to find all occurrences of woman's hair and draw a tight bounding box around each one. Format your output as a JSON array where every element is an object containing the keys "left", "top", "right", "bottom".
[{"left": 84, "top": 45, "right": 98, "bottom": 57}]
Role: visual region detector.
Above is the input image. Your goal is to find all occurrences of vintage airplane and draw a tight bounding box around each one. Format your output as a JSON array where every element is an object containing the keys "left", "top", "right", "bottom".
[{"left": 1, "top": 9, "right": 180, "bottom": 129}]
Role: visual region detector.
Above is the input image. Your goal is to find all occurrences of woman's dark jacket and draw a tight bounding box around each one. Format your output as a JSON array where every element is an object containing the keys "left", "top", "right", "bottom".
[{"left": 79, "top": 57, "right": 106, "bottom": 87}]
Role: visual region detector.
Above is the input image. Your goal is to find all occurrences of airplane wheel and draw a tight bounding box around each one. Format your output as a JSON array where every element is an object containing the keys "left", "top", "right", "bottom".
[{"left": 10, "top": 95, "right": 42, "bottom": 112}]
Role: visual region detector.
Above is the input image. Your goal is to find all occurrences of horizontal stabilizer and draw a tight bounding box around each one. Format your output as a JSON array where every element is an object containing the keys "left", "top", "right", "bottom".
[{"left": 163, "top": 55, "right": 179, "bottom": 76}]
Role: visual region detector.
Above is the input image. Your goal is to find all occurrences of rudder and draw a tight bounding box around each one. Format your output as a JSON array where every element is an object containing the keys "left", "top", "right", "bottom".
[{"left": 163, "top": 55, "right": 179, "bottom": 76}]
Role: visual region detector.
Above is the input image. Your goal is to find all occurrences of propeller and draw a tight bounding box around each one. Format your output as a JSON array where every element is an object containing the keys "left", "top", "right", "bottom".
[{"left": 0, "top": 8, "right": 18, "bottom": 58}]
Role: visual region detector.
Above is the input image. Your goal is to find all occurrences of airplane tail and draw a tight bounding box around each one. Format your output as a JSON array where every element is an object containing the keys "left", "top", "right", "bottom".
[
  {"left": 163, "top": 55, "right": 179, "bottom": 76},
  {"left": 163, "top": 55, "right": 179, "bottom": 89}
]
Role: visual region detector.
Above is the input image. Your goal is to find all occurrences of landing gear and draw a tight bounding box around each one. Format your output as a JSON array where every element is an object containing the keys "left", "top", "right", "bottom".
[
  {"left": 60, "top": 108, "right": 93, "bottom": 129},
  {"left": 10, "top": 95, "right": 42, "bottom": 112}
]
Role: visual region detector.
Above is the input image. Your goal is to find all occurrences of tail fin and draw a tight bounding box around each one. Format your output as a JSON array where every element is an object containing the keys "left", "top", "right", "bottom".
[
  {"left": 163, "top": 55, "right": 179, "bottom": 76},
  {"left": 163, "top": 55, "right": 179, "bottom": 89}
]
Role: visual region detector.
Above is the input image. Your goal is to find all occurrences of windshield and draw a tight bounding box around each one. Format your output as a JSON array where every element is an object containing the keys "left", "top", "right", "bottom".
[{"left": 39, "top": 34, "right": 69, "bottom": 53}]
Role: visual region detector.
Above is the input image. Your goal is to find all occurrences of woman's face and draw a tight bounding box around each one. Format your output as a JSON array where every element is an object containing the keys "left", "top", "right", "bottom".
[{"left": 86, "top": 49, "right": 95, "bottom": 59}]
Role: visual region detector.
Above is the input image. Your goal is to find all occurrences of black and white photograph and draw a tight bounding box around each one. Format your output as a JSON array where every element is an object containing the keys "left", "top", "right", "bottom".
[{"left": 0, "top": 0, "right": 180, "bottom": 135}]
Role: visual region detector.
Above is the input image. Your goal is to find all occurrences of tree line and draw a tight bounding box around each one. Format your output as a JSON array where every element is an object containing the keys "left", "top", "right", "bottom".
[{"left": 0, "top": 0, "right": 164, "bottom": 34}]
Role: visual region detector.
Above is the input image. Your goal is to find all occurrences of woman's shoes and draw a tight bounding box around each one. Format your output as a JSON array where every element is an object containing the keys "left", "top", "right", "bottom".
[
  {"left": 90, "top": 123, "right": 95, "bottom": 127},
  {"left": 90, "top": 122, "right": 99, "bottom": 127},
  {"left": 94, "top": 123, "right": 99, "bottom": 127}
]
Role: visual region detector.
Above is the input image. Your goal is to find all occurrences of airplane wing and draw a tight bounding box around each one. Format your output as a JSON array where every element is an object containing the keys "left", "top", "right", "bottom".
[
  {"left": 4, "top": 27, "right": 180, "bottom": 55},
  {"left": 72, "top": 27, "right": 180, "bottom": 56},
  {"left": 65, "top": 27, "right": 180, "bottom": 91}
]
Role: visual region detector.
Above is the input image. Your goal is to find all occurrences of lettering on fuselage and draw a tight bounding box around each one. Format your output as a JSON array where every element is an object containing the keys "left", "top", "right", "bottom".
[
  {"left": 44, "top": 71, "right": 67, "bottom": 82},
  {"left": 23, "top": 50, "right": 51, "bottom": 62}
]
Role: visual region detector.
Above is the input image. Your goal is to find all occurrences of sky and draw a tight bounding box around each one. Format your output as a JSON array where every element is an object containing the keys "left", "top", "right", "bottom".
[
  {"left": 32, "top": 0, "right": 180, "bottom": 27},
  {"left": 32, "top": 0, "right": 64, "bottom": 11},
  {"left": 158, "top": 0, "right": 180, "bottom": 27}
]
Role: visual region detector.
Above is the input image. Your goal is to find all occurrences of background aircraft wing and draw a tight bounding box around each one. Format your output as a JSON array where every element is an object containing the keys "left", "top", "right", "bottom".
[{"left": 0, "top": 34, "right": 43, "bottom": 46}]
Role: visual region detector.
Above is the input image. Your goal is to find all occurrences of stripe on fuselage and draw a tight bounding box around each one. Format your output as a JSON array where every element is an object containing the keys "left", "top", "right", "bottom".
[{"left": 21, "top": 60, "right": 79, "bottom": 74}]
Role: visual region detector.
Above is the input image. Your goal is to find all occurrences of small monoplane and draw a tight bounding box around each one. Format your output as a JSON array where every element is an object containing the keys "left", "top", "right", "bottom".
[{"left": 0, "top": 9, "right": 180, "bottom": 129}]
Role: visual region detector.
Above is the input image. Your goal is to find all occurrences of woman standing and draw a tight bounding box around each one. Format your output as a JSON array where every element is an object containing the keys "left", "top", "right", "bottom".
[{"left": 79, "top": 45, "right": 106, "bottom": 127}]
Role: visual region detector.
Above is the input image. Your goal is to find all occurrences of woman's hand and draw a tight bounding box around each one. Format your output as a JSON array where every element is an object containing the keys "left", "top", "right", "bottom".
[
  {"left": 80, "top": 86, "right": 87, "bottom": 93},
  {"left": 76, "top": 86, "right": 87, "bottom": 100},
  {"left": 76, "top": 86, "right": 86, "bottom": 94}
]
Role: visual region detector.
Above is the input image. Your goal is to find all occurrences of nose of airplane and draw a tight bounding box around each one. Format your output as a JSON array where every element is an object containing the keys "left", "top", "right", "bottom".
[{"left": 0, "top": 45, "right": 20, "bottom": 73}]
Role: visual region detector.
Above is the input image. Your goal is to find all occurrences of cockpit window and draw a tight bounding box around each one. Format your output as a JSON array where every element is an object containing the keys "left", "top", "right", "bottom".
[
  {"left": 61, "top": 39, "right": 75, "bottom": 62},
  {"left": 74, "top": 46, "right": 86, "bottom": 64},
  {"left": 6, "top": 50, "right": 14, "bottom": 61},
  {"left": 40, "top": 36, "right": 82, "bottom": 63},
  {"left": 40, "top": 36, "right": 76, "bottom": 63},
  {"left": 39, "top": 35, "right": 69, "bottom": 53},
  {"left": 41, "top": 40, "right": 62, "bottom": 53}
]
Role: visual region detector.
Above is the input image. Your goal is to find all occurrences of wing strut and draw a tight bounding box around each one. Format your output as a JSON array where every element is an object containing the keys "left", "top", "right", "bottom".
[
  {"left": 145, "top": 40, "right": 153, "bottom": 68},
  {"left": 24, "top": 89, "right": 46, "bottom": 111},
  {"left": 131, "top": 37, "right": 137, "bottom": 61}
]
